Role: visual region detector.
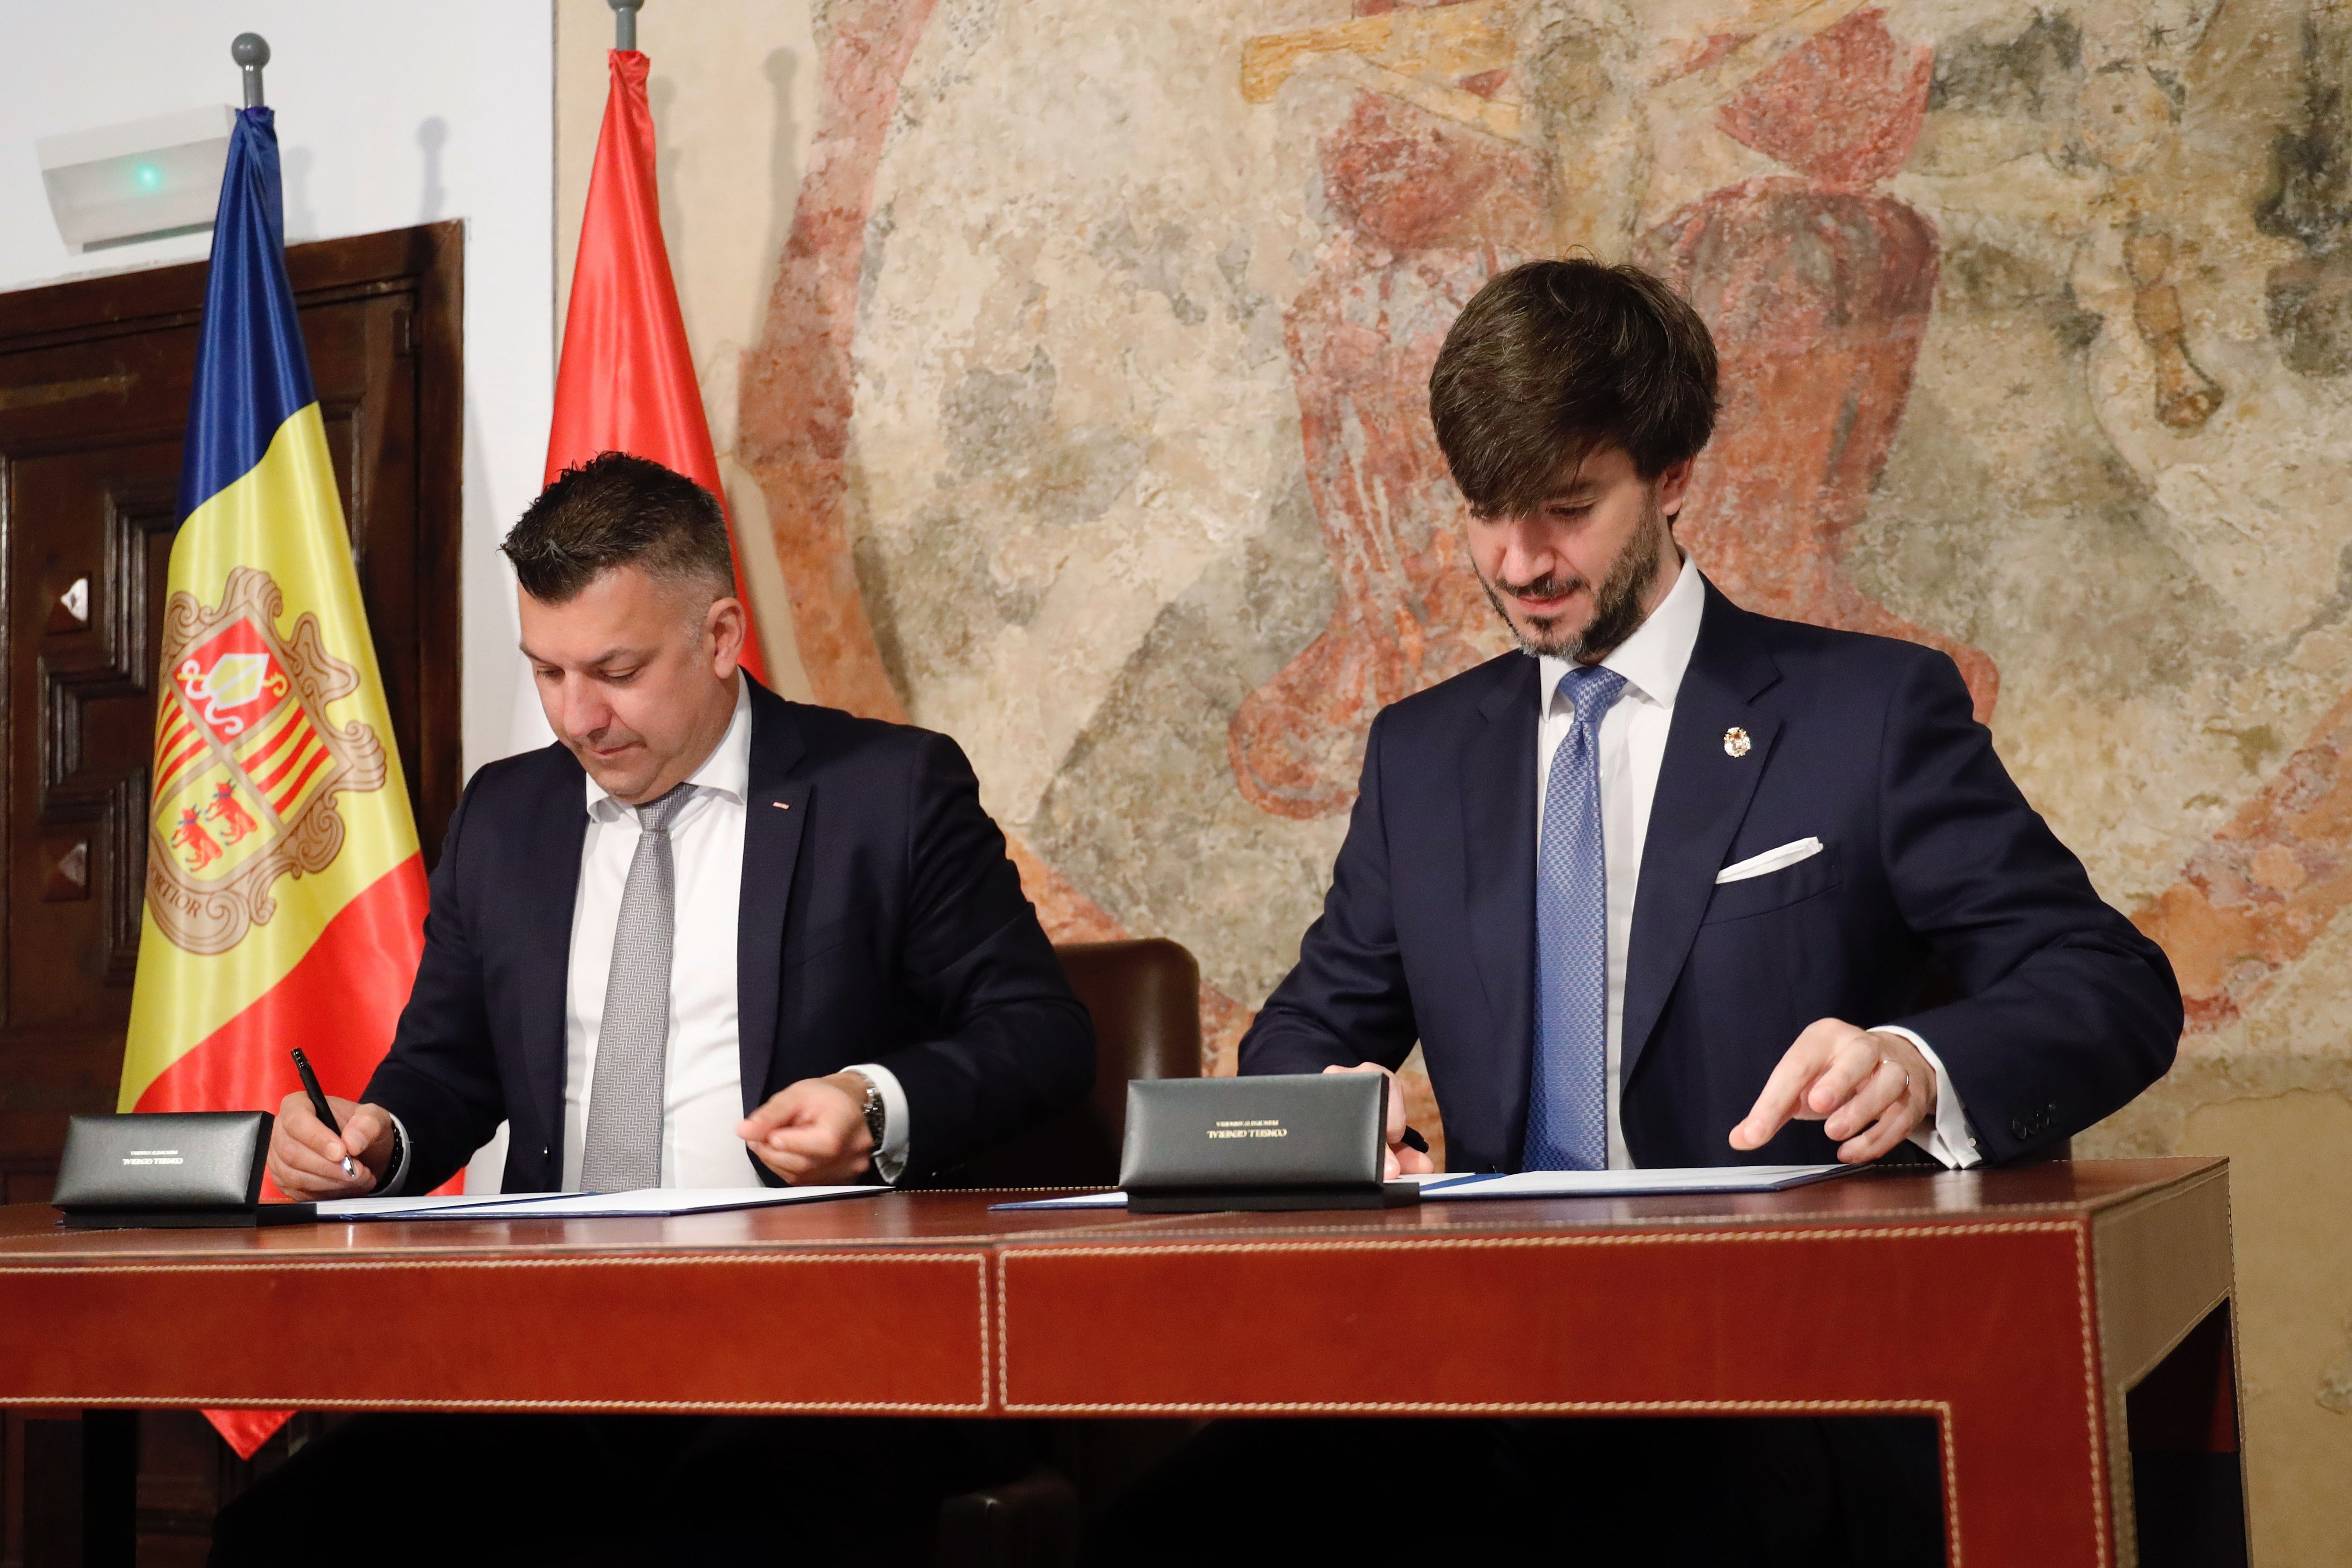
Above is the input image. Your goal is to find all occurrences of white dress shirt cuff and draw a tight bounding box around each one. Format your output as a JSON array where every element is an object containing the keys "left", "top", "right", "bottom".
[
  {"left": 381, "top": 1110, "right": 414, "bottom": 1195},
  {"left": 1871, "top": 1025, "right": 1982, "bottom": 1169},
  {"left": 846, "top": 1062, "right": 910, "bottom": 1185}
]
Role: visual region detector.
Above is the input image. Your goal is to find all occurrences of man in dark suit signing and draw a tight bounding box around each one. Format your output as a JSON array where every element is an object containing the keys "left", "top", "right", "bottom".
[
  {"left": 1097, "top": 261, "right": 2181, "bottom": 1564},
  {"left": 223, "top": 452, "right": 1093, "bottom": 1565}
]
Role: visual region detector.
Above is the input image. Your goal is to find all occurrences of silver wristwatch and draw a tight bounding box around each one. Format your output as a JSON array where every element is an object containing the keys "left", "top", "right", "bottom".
[{"left": 846, "top": 1069, "right": 886, "bottom": 1148}]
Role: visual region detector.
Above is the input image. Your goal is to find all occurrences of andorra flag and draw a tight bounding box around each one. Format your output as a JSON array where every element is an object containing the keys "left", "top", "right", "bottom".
[{"left": 119, "top": 107, "right": 430, "bottom": 1458}]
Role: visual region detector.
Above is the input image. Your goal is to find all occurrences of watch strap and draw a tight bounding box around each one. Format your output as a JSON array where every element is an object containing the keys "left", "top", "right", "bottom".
[
  {"left": 382, "top": 1117, "right": 408, "bottom": 1196},
  {"left": 846, "top": 1069, "right": 886, "bottom": 1148}
]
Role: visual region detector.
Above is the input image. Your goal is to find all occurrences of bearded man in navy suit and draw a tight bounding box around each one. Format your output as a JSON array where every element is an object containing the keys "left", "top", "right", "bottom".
[
  {"left": 1096, "top": 261, "right": 2180, "bottom": 1567},
  {"left": 1249, "top": 258, "right": 2178, "bottom": 1181}
]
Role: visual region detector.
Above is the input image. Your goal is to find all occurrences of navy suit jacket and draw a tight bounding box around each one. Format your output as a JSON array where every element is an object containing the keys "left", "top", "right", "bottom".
[
  {"left": 364, "top": 679, "right": 1094, "bottom": 1193},
  {"left": 1240, "top": 577, "right": 2182, "bottom": 1171}
]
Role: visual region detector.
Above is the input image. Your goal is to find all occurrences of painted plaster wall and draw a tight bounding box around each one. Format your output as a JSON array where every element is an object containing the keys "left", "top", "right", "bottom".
[{"left": 560, "top": 2, "right": 2352, "bottom": 1556}]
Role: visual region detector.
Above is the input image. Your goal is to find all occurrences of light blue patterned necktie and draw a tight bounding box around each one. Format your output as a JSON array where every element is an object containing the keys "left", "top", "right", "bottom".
[{"left": 1525, "top": 664, "right": 1627, "bottom": 1172}]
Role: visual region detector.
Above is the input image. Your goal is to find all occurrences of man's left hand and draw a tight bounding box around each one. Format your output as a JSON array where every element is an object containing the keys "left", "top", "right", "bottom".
[
  {"left": 737, "top": 1073, "right": 876, "bottom": 1185},
  {"left": 1730, "top": 1018, "right": 1934, "bottom": 1164}
]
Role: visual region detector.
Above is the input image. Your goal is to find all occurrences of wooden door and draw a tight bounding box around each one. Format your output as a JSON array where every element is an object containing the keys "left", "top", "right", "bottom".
[{"left": 0, "top": 223, "right": 461, "bottom": 1567}]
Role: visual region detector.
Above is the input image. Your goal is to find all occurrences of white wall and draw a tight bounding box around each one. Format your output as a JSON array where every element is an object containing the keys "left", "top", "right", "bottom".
[{"left": 0, "top": 0, "right": 555, "bottom": 780}]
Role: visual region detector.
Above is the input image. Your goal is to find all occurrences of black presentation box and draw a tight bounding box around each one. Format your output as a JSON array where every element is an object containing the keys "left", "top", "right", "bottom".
[
  {"left": 1119, "top": 1073, "right": 1419, "bottom": 1212},
  {"left": 51, "top": 1111, "right": 304, "bottom": 1229}
]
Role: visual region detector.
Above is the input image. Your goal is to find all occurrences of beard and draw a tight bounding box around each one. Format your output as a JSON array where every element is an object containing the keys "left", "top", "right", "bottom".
[{"left": 1479, "top": 493, "right": 1668, "bottom": 663}]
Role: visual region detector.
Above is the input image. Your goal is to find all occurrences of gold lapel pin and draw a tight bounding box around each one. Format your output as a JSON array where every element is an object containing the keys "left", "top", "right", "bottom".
[
  {"left": 773, "top": 801, "right": 791, "bottom": 810},
  {"left": 1723, "top": 726, "right": 1752, "bottom": 759}
]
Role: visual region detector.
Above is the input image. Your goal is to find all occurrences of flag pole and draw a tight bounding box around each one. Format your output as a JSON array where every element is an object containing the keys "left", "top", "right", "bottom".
[
  {"left": 609, "top": 0, "right": 642, "bottom": 51},
  {"left": 232, "top": 32, "right": 270, "bottom": 109}
]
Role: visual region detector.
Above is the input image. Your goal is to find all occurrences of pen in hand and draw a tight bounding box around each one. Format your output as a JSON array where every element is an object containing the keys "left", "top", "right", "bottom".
[{"left": 289, "top": 1047, "right": 357, "bottom": 1178}]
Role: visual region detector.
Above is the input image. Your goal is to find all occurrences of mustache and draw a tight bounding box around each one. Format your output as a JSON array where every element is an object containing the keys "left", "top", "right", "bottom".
[{"left": 1496, "top": 572, "right": 1587, "bottom": 604}]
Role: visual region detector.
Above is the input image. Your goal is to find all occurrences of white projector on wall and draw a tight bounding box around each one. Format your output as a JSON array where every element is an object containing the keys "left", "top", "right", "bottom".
[{"left": 37, "top": 105, "right": 238, "bottom": 253}]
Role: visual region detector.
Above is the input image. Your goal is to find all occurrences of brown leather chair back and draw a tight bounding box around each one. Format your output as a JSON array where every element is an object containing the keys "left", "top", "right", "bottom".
[{"left": 924, "top": 938, "right": 1202, "bottom": 1188}]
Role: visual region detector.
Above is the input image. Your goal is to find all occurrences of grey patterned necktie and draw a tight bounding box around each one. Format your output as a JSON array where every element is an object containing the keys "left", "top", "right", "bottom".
[{"left": 577, "top": 782, "right": 695, "bottom": 1192}]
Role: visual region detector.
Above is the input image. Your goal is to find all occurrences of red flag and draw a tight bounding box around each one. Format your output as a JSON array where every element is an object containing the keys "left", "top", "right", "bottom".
[{"left": 548, "top": 48, "right": 766, "bottom": 682}]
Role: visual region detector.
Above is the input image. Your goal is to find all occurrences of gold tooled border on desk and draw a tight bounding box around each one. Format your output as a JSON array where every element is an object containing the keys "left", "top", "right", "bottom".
[
  {"left": 998, "top": 1221, "right": 2102, "bottom": 1568},
  {"left": 2074, "top": 1218, "right": 2109, "bottom": 1568},
  {"left": 0, "top": 1251, "right": 992, "bottom": 1415},
  {"left": 2086, "top": 1162, "right": 2235, "bottom": 1568}
]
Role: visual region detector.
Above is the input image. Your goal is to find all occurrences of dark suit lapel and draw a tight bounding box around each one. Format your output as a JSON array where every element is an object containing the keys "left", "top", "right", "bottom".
[
  {"left": 1620, "top": 579, "right": 1782, "bottom": 1086},
  {"left": 738, "top": 679, "right": 810, "bottom": 1116},
  {"left": 1461, "top": 656, "right": 1541, "bottom": 1160},
  {"left": 522, "top": 747, "right": 590, "bottom": 1165}
]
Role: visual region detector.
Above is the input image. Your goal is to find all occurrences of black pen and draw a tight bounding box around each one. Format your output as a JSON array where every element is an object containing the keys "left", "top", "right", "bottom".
[
  {"left": 290, "top": 1048, "right": 357, "bottom": 1178},
  {"left": 1400, "top": 1125, "right": 1429, "bottom": 1156}
]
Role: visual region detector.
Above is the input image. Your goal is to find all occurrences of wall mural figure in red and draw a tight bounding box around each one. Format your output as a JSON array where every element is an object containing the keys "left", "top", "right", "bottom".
[
  {"left": 1224, "top": 1, "right": 1529, "bottom": 820},
  {"left": 1645, "top": 7, "right": 1999, "bottom": 719},
  {"left": 1225, "top": 87, "right": 1536, "bottom": 819}
]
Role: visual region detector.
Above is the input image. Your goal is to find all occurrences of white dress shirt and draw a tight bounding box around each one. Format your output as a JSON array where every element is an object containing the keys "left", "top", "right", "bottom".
[
  {"left": 1534, "top": 553, "right": 1981, "bottom": 1169},
  {"left": 386, "top": 679, "right": 910, "bottom": 1193}
]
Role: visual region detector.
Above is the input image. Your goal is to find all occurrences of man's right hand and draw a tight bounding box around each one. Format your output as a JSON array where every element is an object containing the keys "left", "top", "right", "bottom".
[
  {"left": 268, "top": 1090, "right": 395, "bottom": 1200},
  {"left": 1322, "top": 1062, "right": 1436, "bottom": 1180}
]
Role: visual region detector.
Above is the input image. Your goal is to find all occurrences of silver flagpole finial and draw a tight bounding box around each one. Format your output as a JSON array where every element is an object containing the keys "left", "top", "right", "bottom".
[
  {"left": 609, "top": 0, "right": 644, "bottom": 51},
  {"left": 232, "top": 33, "right": 270, "bottom": 109}
]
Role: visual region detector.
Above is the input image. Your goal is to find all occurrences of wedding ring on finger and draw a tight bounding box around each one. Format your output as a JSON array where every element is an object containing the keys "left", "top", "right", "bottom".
[{"left": 1872, "top": 1054, "right": 1915, "bottom": 1120}]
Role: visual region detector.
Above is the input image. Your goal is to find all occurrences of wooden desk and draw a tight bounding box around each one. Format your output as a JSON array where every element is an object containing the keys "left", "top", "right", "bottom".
[{"left": 0, "top": 1158, "right": 2243, "bottom": 1566}]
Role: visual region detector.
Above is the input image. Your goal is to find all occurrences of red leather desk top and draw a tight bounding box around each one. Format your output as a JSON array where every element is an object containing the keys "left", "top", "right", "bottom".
[{"left": 0, "top": 1158, "right": 2234, "bottom": 1567}]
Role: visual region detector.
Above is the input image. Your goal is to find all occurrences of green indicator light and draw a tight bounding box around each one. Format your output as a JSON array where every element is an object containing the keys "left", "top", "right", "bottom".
[{"left": 132, "top": 162, "right": 163, "bottom": 193}]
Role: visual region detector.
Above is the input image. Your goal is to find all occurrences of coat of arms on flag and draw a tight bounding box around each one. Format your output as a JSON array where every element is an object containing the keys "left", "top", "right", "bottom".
[{"left": 146, "top": 565, "right": 390, "bottom": 956}]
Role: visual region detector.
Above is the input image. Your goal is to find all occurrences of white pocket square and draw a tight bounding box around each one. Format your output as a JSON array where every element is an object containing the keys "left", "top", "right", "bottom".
[{"left": 1715, "top": 837, "right": 1824, "bottom": 884}]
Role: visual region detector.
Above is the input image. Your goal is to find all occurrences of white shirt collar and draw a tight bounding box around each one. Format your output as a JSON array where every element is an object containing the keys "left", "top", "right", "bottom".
[
  {"left": 1538, "top": 549, "right": 1706, "bottom": 715},
  {"left": 583, "top": 676, "right": 752, "bottom": 820}
]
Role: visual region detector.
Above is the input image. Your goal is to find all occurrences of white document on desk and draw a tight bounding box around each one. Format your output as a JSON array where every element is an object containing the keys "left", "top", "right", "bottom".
[
  {"left": 317, "top": 1186, "right": 887, "bottom": 1221},
  {"left": 1419, "top": 1164, "right": 1857, "bottom": 1199},
  {"left": 309, "top": 1193, "right": 557, "bottom": 1218},
  {"left": 990, "top": 1166, "right": 1855, "bottom": 1211}
]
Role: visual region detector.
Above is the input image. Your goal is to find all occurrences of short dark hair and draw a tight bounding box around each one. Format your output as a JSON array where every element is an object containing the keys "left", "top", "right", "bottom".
[
  {"left": 502, "top": 451, "right": 736, "bottom": 605},
  {"left": 1428, "top": 258, "right": 1719, "bottom": 518}
]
